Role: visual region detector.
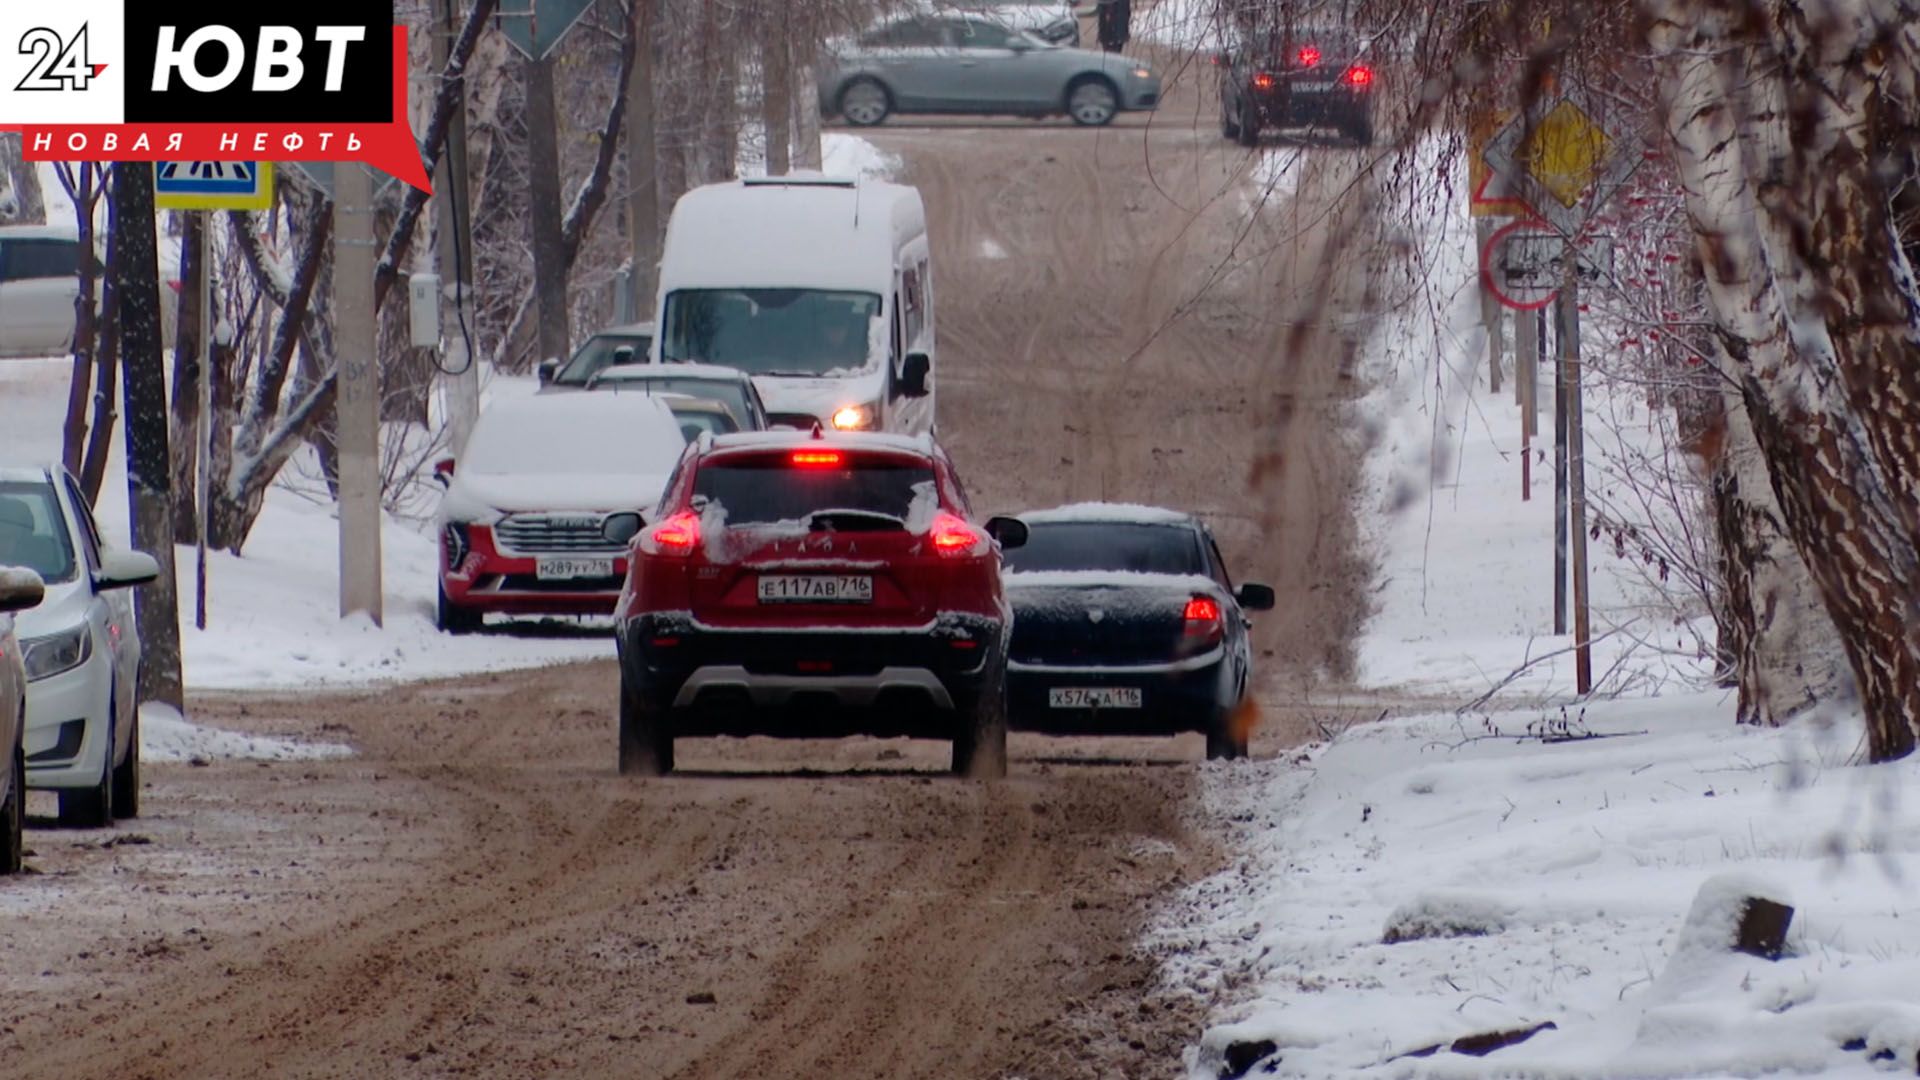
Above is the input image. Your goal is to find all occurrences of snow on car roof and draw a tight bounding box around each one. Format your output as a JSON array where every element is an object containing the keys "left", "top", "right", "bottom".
[
  {"left": 1017, "top": 502, "right": 1196, "bottom": 526},
  {"left": 1002, "top": 569, "right": 1219, "bottom": 590},
  {"left": 588, "top": 362, "right": 749, "bottom": 383},
  {"left": 0, "top": 464, "right": 55, "bottom": 484},
  {"left": 663, "top": 179, "right": 925, "bottom": 293},
  {"left": 463, "top": 391, "right": 685, "bottom": 475},
  {"left": 707, "top": 430, "right": 935, "bottom": 456},
  {"left": 590, "top": 320, "right": 655, "bottom": 337}
]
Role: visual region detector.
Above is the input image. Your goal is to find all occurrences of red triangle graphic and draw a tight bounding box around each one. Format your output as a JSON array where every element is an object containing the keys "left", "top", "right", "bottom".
[{"left": 92, "top": 63, "right": 108, "bottom": 77}]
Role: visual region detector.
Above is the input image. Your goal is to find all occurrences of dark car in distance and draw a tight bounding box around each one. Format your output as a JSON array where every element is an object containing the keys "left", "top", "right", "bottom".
[
  {"left": 1000, "top": 504, "right": 1272, "bottom": 759},
  {"left": 1218, "top": 22, "right": 1376, "bottom": 147}
]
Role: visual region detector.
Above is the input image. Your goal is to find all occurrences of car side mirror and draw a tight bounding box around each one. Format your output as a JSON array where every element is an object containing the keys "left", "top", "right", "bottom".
[
  {"left": 612, "top": 345, "right": 638, "bottom": 366},
  {"left": 898, "top": 352, "right": 931, "bottom": 398},
  {"left": 1236, "top": 582, "right": 1275, "bottom": 612},
  {"left": 602, "top": 512, "right": 645, "bottom": 547},
  {"left": 96, "top": 550, "right": 161, "bottom": 591},
  {"left": 985, "top": 516, "right": 1029, "bottom": 550},
  {"left": 433, "top": 457, "right": 456, "bottom": 488},
  {"left": 0, "top": 568, "right": 44, "bottom": 612},
  {"left": 536, "top": 358, "right": 559, "bottom": 386}
]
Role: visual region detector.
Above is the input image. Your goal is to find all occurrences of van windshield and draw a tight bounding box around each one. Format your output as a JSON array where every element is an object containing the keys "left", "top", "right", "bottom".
[{"left": 661, "top": 288, "right": 882, "bottom": 376}]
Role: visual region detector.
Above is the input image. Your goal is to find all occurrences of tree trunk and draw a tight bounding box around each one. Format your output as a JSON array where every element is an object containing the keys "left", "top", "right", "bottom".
[
  {"left": 78, "top": 221, "right": 123, "bottom": 504},
  {"left": 523, "top": 53, "right": 572, "bottom": 370},
  {"left": 761, "top": 27, "right": 792, "bottom": 176},
  {"left": 1649, "top": 0, "right": 1920, "bottom": 761},
  {"left": 168, "top": 212, "right": 205, "bottom": 541},
  {"left": 111, "top": 163, "right": 185, "bottom": 713},
  {"left": 626, "top": 0, "right": 662, "bottom": 311},
  {"left": 60, "top": 165, "right": 101, "bottom": 478}
]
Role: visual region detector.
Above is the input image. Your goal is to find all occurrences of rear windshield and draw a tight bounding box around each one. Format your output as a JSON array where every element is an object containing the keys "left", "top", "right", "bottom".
[
  {"left": 552, "top": 333, "right": 652, "bottom": 386},
  {"left": 0, "top": 238, "right": 80, "bottom": 283},
  {"left": 1002, "top": 522, "right": 1203, "bottom": 575},
  {"left": 693, "top": 457, "right": 936, "bottom": 525}
]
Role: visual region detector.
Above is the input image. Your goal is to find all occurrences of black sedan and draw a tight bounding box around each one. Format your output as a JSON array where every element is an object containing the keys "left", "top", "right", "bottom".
[
  {"left": 1000, "top": 504, "right": 1273, "bottom": 759},
  {"left": 1218, "top": 22, "right": 1376, "bottom": 146}
]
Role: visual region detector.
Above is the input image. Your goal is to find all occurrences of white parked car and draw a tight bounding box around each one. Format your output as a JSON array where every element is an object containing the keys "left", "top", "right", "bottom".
[
  {"left": 1, "top": 465, "right": 160, "bottom": 827},
  {"left": 0, "top": 565, "right": 44, "bottom": 873},
  {"left": 432, "top": 392, "right": 688, "bottom": 633},
  {"left": 0, "top": 225, "right": 83, "bottom": 360}
]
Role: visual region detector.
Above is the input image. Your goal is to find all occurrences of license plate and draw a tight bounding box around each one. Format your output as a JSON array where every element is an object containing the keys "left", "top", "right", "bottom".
[
  {"left": 536, "top": 556, "right": 614, "bottom": 580},
  {"left": 1049, "top": 687, "right": 1142, "bottom": 709},
  {"left": 757, "top": 575, "right": 873, "bottom": 604}
]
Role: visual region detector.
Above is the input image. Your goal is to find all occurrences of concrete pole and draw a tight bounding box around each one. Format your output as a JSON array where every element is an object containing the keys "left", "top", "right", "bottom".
[
  {"left": 434, "top": 0, "right": 480, "bottom": 457},
  {"left": 335, "top": 164, "right": 383, "bottom": 625},
  {"left": 1562, "top": 265, "right": 1593, "bottom": 694},
  {"left": 626, "top": 0, "right": 661, "bottom": 321},
  {"left": 1475, "top": 218, "right": 1503, "bottom": 395}
]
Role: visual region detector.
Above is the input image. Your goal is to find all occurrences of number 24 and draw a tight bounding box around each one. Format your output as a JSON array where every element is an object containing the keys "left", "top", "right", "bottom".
[{"left": 16, "top": 26, "right": 95, "bottom": 92}]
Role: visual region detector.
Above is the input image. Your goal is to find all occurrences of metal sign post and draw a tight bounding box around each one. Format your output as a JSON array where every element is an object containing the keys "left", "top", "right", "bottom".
[
  {"left": 1560, "top": 259, "right": 1592, "bottom": 692},
  {"left": 195, "top": 212, "right": 212, "bottom": 631}
]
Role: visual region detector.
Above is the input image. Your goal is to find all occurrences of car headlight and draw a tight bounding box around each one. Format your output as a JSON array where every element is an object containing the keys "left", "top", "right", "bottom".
[
  {"left": 1132, "top": 67, "right": 1154, "bottom": 80},
  {"left": 23, "top": 624, "right": 92, "bottom": 681},
  {"left": 831, "top": 403, "right": 879, "bottom": 431}
]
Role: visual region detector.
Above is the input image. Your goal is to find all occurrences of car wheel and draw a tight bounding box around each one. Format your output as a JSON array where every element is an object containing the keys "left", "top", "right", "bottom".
[
  {"left": 951, "top": 662, "right": 1008, "bottom": 780},
  {"left": 437, "top": 587, "right": 482, "bottom": 635},
  {"left": 839, "top": 78, "right": 892, "bottom": 127},
  {"left": 1221, "top": 91, "right": 1242, "bottom": 139},
  {"left": 1204, "top": 705, "right": 1248, "bottom": 761},
  {"left": 1, "top": 744, "right": 23, "bottom": 875},
  {"left": 618, "top": 669, "right": 673, "bottom": 777},
  {"left": 1349, "top": 112, "right": 1375, "bottom": 147},
  {"left": 58, "top": 713, "right": 113, "bottom": 828},
  {"left": 1066, "top": 77, "right": 1119, "bottom": 126},
  {"left": 112, "top": 694, "right": 139, "bottom": 819},
  {"left": 1236, "top": 99, "right": 1260, "bottom": 148}
]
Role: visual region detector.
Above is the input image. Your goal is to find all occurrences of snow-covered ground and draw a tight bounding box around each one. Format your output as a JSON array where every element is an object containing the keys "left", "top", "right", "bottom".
[
  {"left": 1162, "top": 141, "right": 1919, "bottom": 1079},
  {"left": 140, "top": 702, "right": 351, "bottom": 763}
]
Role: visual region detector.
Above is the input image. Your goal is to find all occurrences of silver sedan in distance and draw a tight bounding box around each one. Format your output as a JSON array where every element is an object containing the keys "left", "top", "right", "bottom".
[{"left": 818, "top": 14, "right": 1162, "bottom": 127}]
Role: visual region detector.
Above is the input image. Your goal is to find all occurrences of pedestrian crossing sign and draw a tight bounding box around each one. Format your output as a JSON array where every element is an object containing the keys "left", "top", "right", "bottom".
[{"left": 154, "top": 162, "right": 274, "bottom": 211}]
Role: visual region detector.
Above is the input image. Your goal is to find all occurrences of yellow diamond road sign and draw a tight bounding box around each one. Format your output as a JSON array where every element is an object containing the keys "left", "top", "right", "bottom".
[{"left": 1524, "top": 100, "right": 1612, "bottom": 209}]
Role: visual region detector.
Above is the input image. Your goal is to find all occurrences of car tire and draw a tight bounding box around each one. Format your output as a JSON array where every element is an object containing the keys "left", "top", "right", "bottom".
[
  {"left": 437, "top": 587, "right": 483, "bottom": 636},
  {"left": 58, "top": 713, "right": 113, "bottom": 828},
  {"left": 1348, "top": 112, "right": 1375, "bottom": 147},
  {"left": 1235, "top": 99, "right": 1260, "bottom": 148},
  {"left": 618, "top": 670, "right": 673, "bottom": 777},
  {"left": 839, "top": 78, "right": 893, "bottom": 127},
  {"left": 1, "top": 744, "right": 23, "bottom": 875},
  {"left": 111, "top": 694, "right": 139, "bottom": 819},
  {"left": 1205, "top": 706, "right": 1248, "bottom": 761},
  {"left": 951, "top": 663, "right": 1009, "bottom": 780},
  {"left": 1221, "top": 91, "right": 1242, "bottom": 139},
  {"left": 1066, "top": 76, "right": 1119, "bottom": 126}
]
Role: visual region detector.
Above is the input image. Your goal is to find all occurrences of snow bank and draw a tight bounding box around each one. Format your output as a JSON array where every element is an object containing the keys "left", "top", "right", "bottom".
[
  {"left": 736, "top": 130, "right": 901, "bottom": 184},
  {"left": 1166, "top": 697, "right": 1919, "bottom": 1078},
  {"left": 140, "top": 702, "right": 351, "bottom": 763}
]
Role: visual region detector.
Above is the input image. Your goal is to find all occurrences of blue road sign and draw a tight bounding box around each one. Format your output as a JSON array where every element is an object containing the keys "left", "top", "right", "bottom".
[
  {"left": 497, "top": 0, "right": 597, "bottom": 61},
  {"left": 155, "top": 162, "right": 274, "bottom": 211}
]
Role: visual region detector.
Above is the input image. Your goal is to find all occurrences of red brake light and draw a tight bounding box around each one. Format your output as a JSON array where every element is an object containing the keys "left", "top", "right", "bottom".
[
  {"left": 1184, "top": 597, "right": 1222, "bottom": 624},
  {"left": 641, "top": 510, "right": 700, "bottom": 557},
  {"left": 1343, "top": 65, "right": 1373, "bottom": 87},
  {"left": 1297, "top": 45, "right": 1321, "bottom": 67},
  {"left": 929, "top": 512, "right": 984, "bottom": 558},
  {"left": 1251, "top": 71, "right": 1276, "bottom": 90},
  {"left": 792, "top": 451, "right": 842, "bottom": 467}
]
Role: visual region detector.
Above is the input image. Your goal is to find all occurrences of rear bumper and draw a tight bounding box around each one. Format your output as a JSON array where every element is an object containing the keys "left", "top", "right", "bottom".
[
  {"left": 618, "top": 612, "right": 1005, "bottom": 739},
  {"left": 1123, "top": 77, "right": 1163, "bottom": 111},
  {"left": 1007, "top": 652, "right": 1227, "bottom": 735},
  {"left": 1246, "top": 82, "right": 1369, "bottom": 126}
]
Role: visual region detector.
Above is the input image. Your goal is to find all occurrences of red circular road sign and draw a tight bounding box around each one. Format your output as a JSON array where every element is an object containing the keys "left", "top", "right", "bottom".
[{"left": 1480, "top": 218, "right": 1561, "bottom": 311}]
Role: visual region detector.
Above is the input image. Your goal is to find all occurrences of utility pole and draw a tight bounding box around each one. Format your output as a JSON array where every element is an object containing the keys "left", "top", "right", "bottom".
[
  {"left": 335, "top": 164, "right": 383, "bottom": 624},
  {"left": 113, "top": 164, "right": 184, "bottom": 711},
  {"left": 1552, "top": 294, "right": 1568, "bottom": 637},
  {"left": 1561, "top": 261, "right": 1593, "bottom": 694},
  {"left": 524, "top": 52, "right": 571, "bottom": 368},
  {"left": 626, "top": 0, "right": 661, "bottom": 321},
  {"left": 435, "top": 0, "right": 480, "bottom": 455}
]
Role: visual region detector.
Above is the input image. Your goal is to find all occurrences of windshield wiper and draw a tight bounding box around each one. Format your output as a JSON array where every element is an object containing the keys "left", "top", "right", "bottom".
[{"left": 807, "top": 509, "right": 907, "bottom": 533}]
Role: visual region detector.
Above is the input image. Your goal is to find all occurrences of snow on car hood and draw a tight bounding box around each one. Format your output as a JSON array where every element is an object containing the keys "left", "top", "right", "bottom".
[
  {"left": 752, "top": 369, "right": 888, "bottom": 424},
  {"left": 440, "top": 471, "right": 672, "bottom": 523},
  {"left": 14, "top": 575, "right": 90, "bottom": 638}
]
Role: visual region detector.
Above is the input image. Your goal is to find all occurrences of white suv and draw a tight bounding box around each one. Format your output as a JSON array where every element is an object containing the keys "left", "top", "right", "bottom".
[
  {"left": 0, "top": 226, "right": 83, "bottom": 360},
  {"left": 1, "top": 465, "right": 160, "bottom": 826}
]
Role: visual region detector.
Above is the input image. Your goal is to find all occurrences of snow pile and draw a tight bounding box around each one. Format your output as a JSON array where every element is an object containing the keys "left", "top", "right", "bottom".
[
  {"left": 140, "top": 702, "right": 352, "bottom": 763},
  {"left": 0, "top": 358, "right": 610, "bottom": 690},
  {"left": 736, "top": 132, "right": 901, "bottom": 183},
  {"left": 1168, "top": 697, "right": 1920, "bottom": 1078}
]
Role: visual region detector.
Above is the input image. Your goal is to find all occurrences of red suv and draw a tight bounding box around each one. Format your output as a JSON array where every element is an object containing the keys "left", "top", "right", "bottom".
[{"left": 607, "top": 430, "right": 1028, "bottom": 778}]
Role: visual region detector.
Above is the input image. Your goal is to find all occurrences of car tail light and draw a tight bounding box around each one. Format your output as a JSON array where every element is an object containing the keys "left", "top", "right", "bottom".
[
  {"left": 929, "top": 512, "right": 985, "bottom": 558},
  {"left": 1251, "top": 71, "right": 1276, "bottom": 90},
  {"left": 1343, "top": 65, "right": 1374, "bottom": 87},
  {"left": 792, "top": 451, "right": 842, "bottom": 467},
  {"left": 640, "top": 510, "right": 701, "bottom": 557},
  {"left": 1184, "top": 596, "right": 1224, "bottom": 644},
  {"left": 1296, "top": 45, "right": 1321, "bottom": 67}
]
